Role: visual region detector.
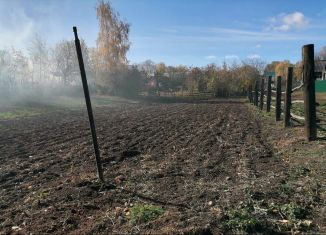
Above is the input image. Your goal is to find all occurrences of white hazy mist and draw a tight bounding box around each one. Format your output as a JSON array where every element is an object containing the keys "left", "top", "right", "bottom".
[
  {"left": 0, "top": 1, "right": 36, "bottom": 50},
  {"left": 0, "top": 1, "right": 88, "bottom": 107},
  {"left": 0, "top": 1, "right": 95, "bottom": 51}
]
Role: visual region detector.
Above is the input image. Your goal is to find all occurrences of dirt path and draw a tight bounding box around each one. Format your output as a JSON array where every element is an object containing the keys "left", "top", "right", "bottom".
[{"left": 0, "top": 101, "right": 286, "bottom": 234}]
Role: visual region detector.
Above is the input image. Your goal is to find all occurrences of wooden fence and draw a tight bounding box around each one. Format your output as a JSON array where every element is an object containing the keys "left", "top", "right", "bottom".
[{"left": 248, "top": 44, "right": 319, "bottom": 141}]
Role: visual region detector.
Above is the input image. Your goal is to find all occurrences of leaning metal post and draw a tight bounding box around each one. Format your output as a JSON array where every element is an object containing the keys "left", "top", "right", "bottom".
[{"left": 73, "top": 26, "right": 104, "bottom": 182}]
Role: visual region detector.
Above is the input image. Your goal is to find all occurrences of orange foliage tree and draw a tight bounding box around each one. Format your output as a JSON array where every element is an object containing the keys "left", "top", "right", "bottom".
[{"left": 95, "top": 0, "right": 130, "bottom": 94}]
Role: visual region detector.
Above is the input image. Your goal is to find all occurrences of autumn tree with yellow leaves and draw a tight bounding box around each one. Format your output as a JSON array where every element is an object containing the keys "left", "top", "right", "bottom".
[
  {"left": 266, "top": 60, "right": 302, "bottom": 81},
  {"left": 95, "top": 1, "right": 131, "bottom": 94},
  {"left": 275, "top": 60, "right": 291, "bottom": 78}
]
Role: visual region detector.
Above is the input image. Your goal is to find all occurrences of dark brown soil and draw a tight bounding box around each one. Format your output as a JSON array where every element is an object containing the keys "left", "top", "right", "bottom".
[{"left": 0, "top": 101, "right": 321, "bottom": 234}]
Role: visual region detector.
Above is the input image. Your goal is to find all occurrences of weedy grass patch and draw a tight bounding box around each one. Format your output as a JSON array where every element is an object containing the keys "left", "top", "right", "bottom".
[
  {"left": 280, "top": 202, "right": 310, "bottom": 220},
  {"left": 279, "top": 181, "right": 295, "bottom": 195},
  {"left": 36, "top": 190, "right": 50, "bottom": 199},
  {"left": 224, "top": 204, "right": 264, "bottom": 233},
  {"left": 275, "top": 202, "right": 313, "bottom": 231},
  {"left": 128, "top": 204, "right": 164, "bottom": 224},
  {"left": 0, "top": 107, "right": 42, "bottom": 120},
  {"left": 289, "top": 165, "right": 310, "bottom": 180}
]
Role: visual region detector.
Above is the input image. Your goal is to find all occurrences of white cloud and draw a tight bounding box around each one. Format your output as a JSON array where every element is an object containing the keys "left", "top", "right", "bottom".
[
  {"left": 205, "top": 55, "right": 216, "bottom": 60},
  {"left": 247, "top": 54, "right": 261, "bottom": 59},
  {"left": 268, "top": 12, "right": 309, "bottom": 32},
  {"left": 225, "top": 55, "right": 239, "bottom": 60},
  {"left": 255, "top": 44, "right": 262, "bottom": 48},
  {"left": 158, "top": 28, "right": 179, "bottom": 33}
]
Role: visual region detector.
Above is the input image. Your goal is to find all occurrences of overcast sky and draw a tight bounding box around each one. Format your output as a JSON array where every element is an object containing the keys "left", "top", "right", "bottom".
[{"left": 1, "top": 0, "right": 326, "bottom": 66}]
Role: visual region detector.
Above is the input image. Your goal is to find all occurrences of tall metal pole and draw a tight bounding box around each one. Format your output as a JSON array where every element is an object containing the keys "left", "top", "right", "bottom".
[
  {"left": 302, "top": 44, "right": 317, "bottom": 141},
  {"left": 73, "top": 26, "right": 104, "bottom": 182}
]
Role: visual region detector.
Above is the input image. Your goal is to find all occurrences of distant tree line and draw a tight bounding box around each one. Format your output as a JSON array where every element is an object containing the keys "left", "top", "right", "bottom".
[
  {"left": 1, "top": 1, "right": 325, "bottom": 101},
  {"left": 136, "top": 59, "right": 265, "bottom": 97}
]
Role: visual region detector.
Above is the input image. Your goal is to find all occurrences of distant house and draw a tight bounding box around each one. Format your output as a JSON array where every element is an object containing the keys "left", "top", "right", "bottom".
[
  {"left": 264, "top": 71, "right": 276, "bottom": 85},
  {"left": 145, "top": 76, "right": 158, "bottom": 89},
  {"left": 264, "top": 71, "right": 276, "bottom": 78},
  {"left": 315, "top": 60, "right": 326, "bottom": 80}
]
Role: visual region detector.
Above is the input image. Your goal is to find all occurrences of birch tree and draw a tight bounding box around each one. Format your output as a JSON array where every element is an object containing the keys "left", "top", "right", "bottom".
[{"left": 95, "top": 0, "right": 130, "bottom": 94}]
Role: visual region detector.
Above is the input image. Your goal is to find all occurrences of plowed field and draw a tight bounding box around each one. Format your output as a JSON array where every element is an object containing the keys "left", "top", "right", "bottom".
[{"left": 0, "top": 101, "right": 310, "bottom": 234}]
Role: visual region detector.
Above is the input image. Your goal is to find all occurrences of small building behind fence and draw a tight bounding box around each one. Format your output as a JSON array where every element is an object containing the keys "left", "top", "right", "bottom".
[{"left": 315, "top": 60, "right": 326, "bottom": 80}]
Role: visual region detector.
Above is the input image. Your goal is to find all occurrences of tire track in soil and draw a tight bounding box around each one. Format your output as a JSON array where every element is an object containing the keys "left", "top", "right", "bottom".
[{"left": 0, "top": 102, "right": 275, "bottom": 234}]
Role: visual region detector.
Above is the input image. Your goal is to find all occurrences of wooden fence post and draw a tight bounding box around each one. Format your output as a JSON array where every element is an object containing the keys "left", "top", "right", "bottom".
[
  {"left": 302, "top": 44, "right": 317, "bottom": 141},
  {"left": 248, "top": 85, "right": 253, "bottom": 103},
  {"left": 254, "top": 81, "right": 259, "bottom": 106},
  {"left": 260, "top": 78, "right": 265, "bottom": 110},
  {"left": 266, "top": 76, "right": 272, "bottom": 112},
  {"left": 248, "top": 86, "right": 251, "bottom": 103},
  {"left": 247, "top": 88, "right": 249, "bottom": 102},
  {"left": 251, "top": 85, "right": 254, "bottom": 103},
  {"left": 275, "top": 76, "right": 282, "bottom": 121},
  {"left": 284, "top": 67, "right": 293, "bottom": 127}
]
